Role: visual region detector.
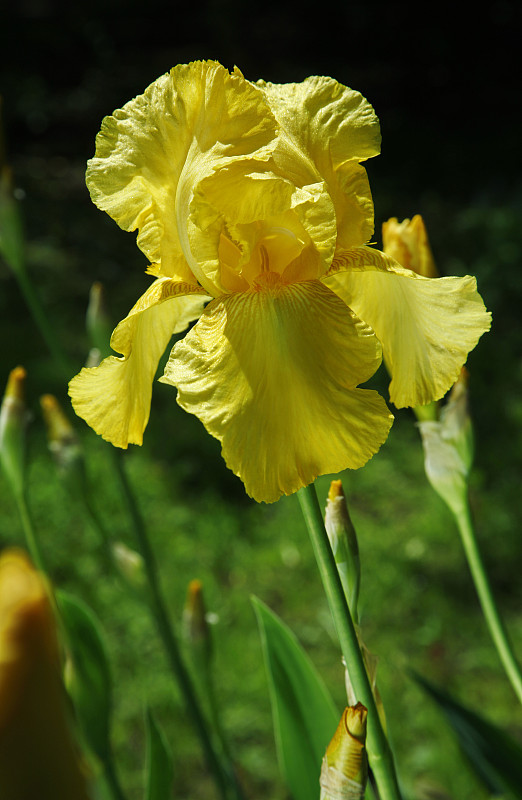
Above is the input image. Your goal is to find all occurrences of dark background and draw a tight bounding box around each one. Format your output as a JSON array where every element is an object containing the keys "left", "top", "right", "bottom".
[{"left": 2, "top": 0, "right": 521, "bottom": 206}]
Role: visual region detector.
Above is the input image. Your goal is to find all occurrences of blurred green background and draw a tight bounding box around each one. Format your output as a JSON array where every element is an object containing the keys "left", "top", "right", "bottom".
[{"left": 1, "top": 2, "right": 522, "bottom": 798}]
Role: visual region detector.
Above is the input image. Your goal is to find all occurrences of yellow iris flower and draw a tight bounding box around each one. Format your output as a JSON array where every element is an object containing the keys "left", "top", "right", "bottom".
[{"left": 69, "top": 61, "right": 490, "bottom": 503}]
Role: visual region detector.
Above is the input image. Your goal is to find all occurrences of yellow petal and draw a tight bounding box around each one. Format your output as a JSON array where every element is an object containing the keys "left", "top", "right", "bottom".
[
  {"left": 190, "top": 162, "right": 336, "bottom": 290},
  {"left": 325, "top": 247, "right": 491, "bottom": 407},
  {"left": 86, "top": 61, "right": 277, "bottom": 285},
  {"left": 69, "top": 279, "right": 209, "bottom": 447},
  {"left": 259, "top": 76, "right": 380, "bottom": 249},
  {"left": 162, "top": 279, "right": 392, "bottom": 503}
]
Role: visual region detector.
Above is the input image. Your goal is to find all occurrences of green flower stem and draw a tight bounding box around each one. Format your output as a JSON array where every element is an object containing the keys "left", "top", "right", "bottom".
[
  {"left": 111, "top": 449, "right": 237, "bottom": 800},
  {"left": 455, "top": 500, "right": 522, "bottom": 704},
  {"left": 202, "top": 667, "right": 246, "bottom": 800},
  {"left": 298, "top": 484, "right": 402, "bottom": 800}
]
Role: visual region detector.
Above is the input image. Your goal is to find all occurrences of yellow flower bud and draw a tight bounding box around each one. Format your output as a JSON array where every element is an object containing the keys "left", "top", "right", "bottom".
[
  {"left": 382, "top": 215, "right": 439, "bottom": 278},
  {"left": 0, "top": 549, "right": 90, "bottom": 799},
  {"left": 183, "top": 579, "right": 213, "bottom": 668},
  {"left": 40, "top": 394, "right": 87, "bottom": 496},
  {"left": 320, "top": 704, "right": 368, "bottom": 799},
  {"left": 40, "top": 393, "right": 84, "bottom": 478}
]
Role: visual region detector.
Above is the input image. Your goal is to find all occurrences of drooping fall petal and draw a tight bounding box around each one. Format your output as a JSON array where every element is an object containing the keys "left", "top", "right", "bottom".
[
  {"left": 325, "top": 247, "right": 491, "bottom": 407},
  {"left": 162, "top": 279, "right": 392, "bottom": 502},
  {"left": 69, "top": 278, "right": 209, "bottom": 447}
]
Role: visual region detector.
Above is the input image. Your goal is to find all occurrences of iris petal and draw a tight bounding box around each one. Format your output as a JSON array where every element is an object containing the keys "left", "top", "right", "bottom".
[
  {"left": 162, "top": 279, "right": 392, "bottom": 502},
  {"left": 86, "top": 61, "right": 277, "bottom": 286},
  {"left": 259, "top": 76, "right": 380, "bottom": 249},
  {"left": 69, "top": 279, "right": 209, "bottom": 447},
  {"left": 325, "top": 247, "right": 492, "bottom": 407},
  {"left": 190, "top": 164, "right": 336, "bottom": 289}
]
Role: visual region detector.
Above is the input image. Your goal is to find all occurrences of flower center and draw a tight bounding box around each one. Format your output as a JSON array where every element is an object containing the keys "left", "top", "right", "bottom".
[
  {"left": 220, "top": 224, "right": 309, "bottom": 289},
  {"left": 252, "top": 246, "right": 283, "bottom": 290}
]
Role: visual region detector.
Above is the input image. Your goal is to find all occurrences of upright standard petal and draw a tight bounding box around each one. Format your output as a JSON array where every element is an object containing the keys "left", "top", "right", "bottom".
[
  {"left": 259, "top": 76, "right": 380, "bottom": 250},
  {"left": 189, "top": 161, "right": 337, "bottom": 291},
  {"left": 86, "top": 61, "right": 277, "bottom": 285},
  {"left": 162, "top": 279, "right": 392, "bottom": 503},
  {"left": 325, "top": 247, "right": 491, "bottom": 407},
  {"left": 69, "top": 279, "right": 209, "bottom": 448}
]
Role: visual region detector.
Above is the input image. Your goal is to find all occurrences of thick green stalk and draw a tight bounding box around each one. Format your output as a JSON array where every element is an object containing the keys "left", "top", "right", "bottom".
[
  {"left": 298, "top": 484, "right": 402, "bottom": 800},
  {"left": 111, "top": 450, "right": 237, "bottom": 800},
  {"left": 455, "top": 501, "right": 522, "bottom": 704}
]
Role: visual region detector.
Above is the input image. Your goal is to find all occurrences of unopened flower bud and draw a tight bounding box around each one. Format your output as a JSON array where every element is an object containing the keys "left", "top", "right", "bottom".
[
  {"left": 324, "top": 480, "right": 360, "bottom": 619},
  {"left": 183, "top": 579, "right": 212, "bottom": 668},
  {"left": 0, "top": 549, "right": 90, "bottom": 799},
  {"left": 417, "top": 368, "right": 473, "bottom": 515},
  {"left": 86, "top": 282, "right": 113, "bottom": 359},
  {"left": 40, "top": 394, "right": 84, "bottom": 477},
  {"left": 320, "top": 704, "right": 368, "bottom": 800},
  {"left": 382, "top": 215, "right": 439, "bottom": 278},
  {"left": 0, "top": 366, "right": 30, "bottom": 498},
  {"left": 111, "top": 541, "right": 146, "bottom": 589}
]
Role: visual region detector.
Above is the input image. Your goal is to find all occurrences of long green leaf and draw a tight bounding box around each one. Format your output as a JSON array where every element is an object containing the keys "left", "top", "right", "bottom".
[
  {"left": 413, "top": 672, "right": 522, "bottom": 797},
  {"left": 252, "top": 596, "right": 339, "bottom": 800},
  {"left": 144, "top": 708, "right": 174, "bottom": 800},
  {"left": 57, "top": 589, "right": 113, "bottom": 762}
]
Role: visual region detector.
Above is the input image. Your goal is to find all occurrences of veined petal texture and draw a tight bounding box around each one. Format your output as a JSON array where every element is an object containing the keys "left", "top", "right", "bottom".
[{"left": 162, "top": 279, "right": 392, "bottom": 503}]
